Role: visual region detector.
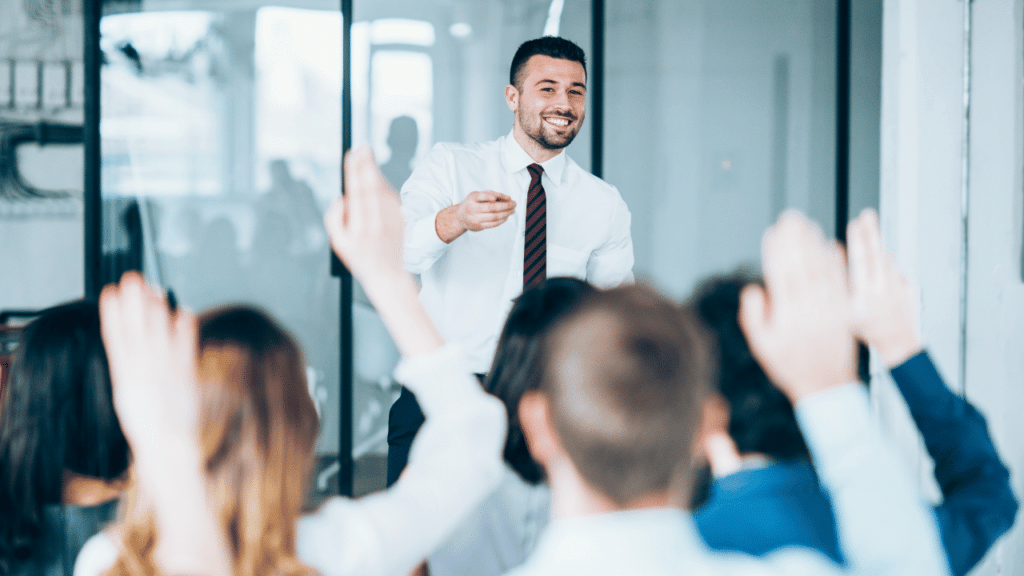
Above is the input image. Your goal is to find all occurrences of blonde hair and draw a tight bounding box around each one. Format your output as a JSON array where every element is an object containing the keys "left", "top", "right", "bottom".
[{"left": 105, "top": 307, "right": 320, "bottom": 576}]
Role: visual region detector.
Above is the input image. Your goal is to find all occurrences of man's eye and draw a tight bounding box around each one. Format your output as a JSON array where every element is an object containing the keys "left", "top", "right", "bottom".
[
  {"left": 541, "top": 87, "right": 554, "bottom": 92},
  {"left": 570, "top": 90, "right": 583, "bottom": 96}
]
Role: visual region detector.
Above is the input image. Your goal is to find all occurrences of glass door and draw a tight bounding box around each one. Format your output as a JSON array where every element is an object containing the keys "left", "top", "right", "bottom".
[{"left": 95, "top": 0, "right": 344, "bottom": 502}]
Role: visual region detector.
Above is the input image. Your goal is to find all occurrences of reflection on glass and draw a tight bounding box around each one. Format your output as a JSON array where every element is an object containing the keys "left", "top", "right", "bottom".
[{"left": 99, "top": 1, "right": 343, "bottom": 498}]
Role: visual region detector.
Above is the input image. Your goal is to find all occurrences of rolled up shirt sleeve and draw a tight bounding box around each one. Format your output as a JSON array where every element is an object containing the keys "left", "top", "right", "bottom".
[
  {"left": 585, "top": 191, "right": 634, "bottom": 287},
  {"left": 401, "top": 143, "right": 458, "bottom": 274}
]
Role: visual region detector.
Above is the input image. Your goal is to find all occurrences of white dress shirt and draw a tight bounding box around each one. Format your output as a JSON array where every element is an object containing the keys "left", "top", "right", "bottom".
[
  {"left": 74, "top": 345, "right": 507, "bottom": 576},
  {"left": 506, "top": 384, "right": 951, "bottom": 576},
  {"left": 428, "top": 465, "right": 551, "bottom": 576},
  {"left": 401, "top": 132, "right": 634, "bottom": 372}
]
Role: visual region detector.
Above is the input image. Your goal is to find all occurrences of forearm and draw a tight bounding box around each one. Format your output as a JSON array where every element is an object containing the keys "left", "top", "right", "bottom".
[
  {"left": 434, "top": 205, "right": 466, "bottom": 244},
  {"left": 135, "top": 439, "right": 233, "bottom": 576},
  {"left": 298, "top": 348, "right": 506, "bottom": 576},
  {"left": 891, "top": 352, "right": 1018, "bottom": 575},
  {"left": 360, "top": 271, "right": 443, "bottom": 358},
  {"left": 796, "top": 384, "right": 950, "bottom": 576}
]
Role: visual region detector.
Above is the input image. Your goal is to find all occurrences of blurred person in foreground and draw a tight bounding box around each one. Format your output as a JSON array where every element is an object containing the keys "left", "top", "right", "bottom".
[
  {"left": 75, "top": 147, "right": 507, "bottom": 576},
  {"left": 0, "top": 301, "right": 129, "bottom": 576},
  {"left": 504, "top": 211, "right": 949, "bottom": 575},
  {"left": 693, "top": 209, "right": 1018, "bottom": 574},
  {"left": 428, "top": 277, "right": 596, "bottom": 576}
]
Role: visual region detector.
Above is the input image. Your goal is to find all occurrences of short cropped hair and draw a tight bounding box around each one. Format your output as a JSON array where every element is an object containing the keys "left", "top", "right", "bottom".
[
  {"left": 541, "top": 284, "right": 715, "bottom": 505},
  {"left": 691, "top": 271, "right": 811, "bottom": 461},
  {"left": 509, "top": 36, "right": 587, "bottom": 89},
  {"left": 485, "top": 277, "right": 597, "bottom": 485}
]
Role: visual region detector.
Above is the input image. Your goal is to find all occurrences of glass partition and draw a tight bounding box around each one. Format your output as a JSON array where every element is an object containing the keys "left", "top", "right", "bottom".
[
  {"left": 347, "top": 0, "right": 593, "bottom": 495},
  {"left": 604, "top": 0, "right": 839, "bottom": 298},
  {"left": 98, "top": 0, "right": 344, "bottom": 500}
]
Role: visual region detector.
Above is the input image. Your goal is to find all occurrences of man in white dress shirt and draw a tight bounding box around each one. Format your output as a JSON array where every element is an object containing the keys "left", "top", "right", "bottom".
[
  {"left": 388, "top": 36, "right": 633, "bottom": 485},
  {"left": 507, "top": 211, "right": 950, "bottom": 576}
]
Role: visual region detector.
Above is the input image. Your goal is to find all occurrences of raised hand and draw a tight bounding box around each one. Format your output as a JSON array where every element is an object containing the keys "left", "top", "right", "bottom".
[
  {"left": 99, "top": 272, "right": 232, "bottom": 576},
  {"left": 847, "top": 208, "right": 922, "bottom": 367},
  {"left": 739, "top": 210, "right": 857, "bottom": 402},
  {"left": 326, "top": 146, "right": 407, "bottom": 287},
  {"left": 326, "top": 147, "right": 444, "bottom": 358},
  {"left": 99, "top": 271, "right": 200, "bottom": 456}
]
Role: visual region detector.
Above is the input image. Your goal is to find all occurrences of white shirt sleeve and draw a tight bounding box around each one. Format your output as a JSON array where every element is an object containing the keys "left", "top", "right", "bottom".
[
  {"left": 297, "top": 344, "right": 508, "bottom": 576},
  {"left": 784, "top": 383, "right": 951, "bottom": 575},
  {"left": 585, "top": 191, "right": 634, "bottom": 287},
  {"left": 401, "top": 144, "right": 457, "bottom": 274},
  {"left": 73, "top": 531, "right": 118, "bottom": 576}
]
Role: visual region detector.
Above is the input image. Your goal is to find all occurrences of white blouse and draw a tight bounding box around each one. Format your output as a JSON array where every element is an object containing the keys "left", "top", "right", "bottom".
[{"left": 74, "top": 345, "right": 507, "bottom": 576}]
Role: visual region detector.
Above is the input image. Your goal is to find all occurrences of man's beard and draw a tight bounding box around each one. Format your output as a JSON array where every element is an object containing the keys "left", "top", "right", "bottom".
[{"left": 519, "top": 111, "right": 581, "bottom": 150}]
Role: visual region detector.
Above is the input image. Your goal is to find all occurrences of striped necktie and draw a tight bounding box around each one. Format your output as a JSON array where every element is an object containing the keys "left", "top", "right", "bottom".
[{"left": 524, "top": 163, "right": 546, "bottom": 288}]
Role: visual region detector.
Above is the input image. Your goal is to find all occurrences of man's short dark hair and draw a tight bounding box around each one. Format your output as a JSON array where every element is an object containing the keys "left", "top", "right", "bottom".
[
  {"left": 691, "top": 271, "right": 811, "bottom": 461},
  {"left": 509, "top": 36, "right": 587, "bottom": 89},
  {"left": 541, "top": 284, "right": 715, "bottom": 505},
  {"left": 485, "top": 277, "right": 597, "bottom": 485}
]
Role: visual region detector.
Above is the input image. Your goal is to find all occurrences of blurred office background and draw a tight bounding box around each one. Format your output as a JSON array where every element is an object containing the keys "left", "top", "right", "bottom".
[{"left": 0, "top": 1, "right": 1020, "bottom": 573}]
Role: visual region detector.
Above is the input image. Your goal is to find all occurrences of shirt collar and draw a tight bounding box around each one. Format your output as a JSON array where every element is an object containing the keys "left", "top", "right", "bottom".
[
  {"left": 523, "top": 508, "right": 706, "bottom": 571},
  {"left": 500, "top": 129, "right": 568, "bottom": 187}
]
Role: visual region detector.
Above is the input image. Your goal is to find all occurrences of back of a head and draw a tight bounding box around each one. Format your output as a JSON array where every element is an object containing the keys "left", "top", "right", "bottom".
[
  {"left": 110, "top": 306, "right": 319, "bottom": 576},
  {"left": 509, "top": 36, "right": 587, "bottom": 89},
  {"left": 0, "top": 301, "right": 128, "bottom": 570},
  {"left": 485, "top": 277, "right": 598, "bottom": 485},
  {"left": 691, "top": 272, "right": 810, "bottom": 461},
  {"left": 541, "top": 284, "right": 715, "bottom": 506}
]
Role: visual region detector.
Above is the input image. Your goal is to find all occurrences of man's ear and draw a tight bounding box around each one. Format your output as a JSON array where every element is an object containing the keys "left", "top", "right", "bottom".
[
  {"left": 694, "top": 394, "right": 742, "bottom": 477},
  {"left": 694, "top": 394, "right": 730, "bottom": 451},
  {"left": 505, "top": 84, "right": 520, "bottom": 113},
  {"left": 518, "top": 390, "right": 560, "bottom": 467}
]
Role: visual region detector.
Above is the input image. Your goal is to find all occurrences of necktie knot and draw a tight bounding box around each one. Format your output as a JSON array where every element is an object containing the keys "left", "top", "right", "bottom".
[{"left": 527, "top": 163, "right": 544, "bottom": 180}]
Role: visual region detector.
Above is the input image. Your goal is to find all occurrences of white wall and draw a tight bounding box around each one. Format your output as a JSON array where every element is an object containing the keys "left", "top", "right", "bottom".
[
  {"left": 604, "top": 0, "right": 838, "bottom": 298},
  {"left": 879, "top": 0, "right": 1024, "bottom": 573},
  {"left": 0, "top": 210, "right": 84, "bottom": 311}
]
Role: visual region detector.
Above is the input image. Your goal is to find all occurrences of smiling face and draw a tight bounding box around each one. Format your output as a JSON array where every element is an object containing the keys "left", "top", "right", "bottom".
[{"left": 506, "top": 55, "right": 587, "bottom": 161}]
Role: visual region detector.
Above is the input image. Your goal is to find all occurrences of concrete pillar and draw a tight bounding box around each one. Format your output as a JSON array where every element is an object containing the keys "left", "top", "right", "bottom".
[{"left": 879, "top": 0, "right": 1024, "bottom": 573}]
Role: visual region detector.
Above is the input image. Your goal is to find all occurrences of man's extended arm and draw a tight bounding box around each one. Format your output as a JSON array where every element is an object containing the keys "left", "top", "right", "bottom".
[
  {"left": 400, "top": 144, "right": 516, "bottom": 273},
  {"left": 401, "top": 144, "right": 459, "bottom": 274}
]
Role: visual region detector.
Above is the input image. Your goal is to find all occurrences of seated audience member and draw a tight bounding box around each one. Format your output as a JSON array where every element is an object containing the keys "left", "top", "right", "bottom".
[
  {"left": 429, "top": 277, "right": 597, "bottom": 576},
  {"left": 506, "top": 211, "right": 948, "bottom": 575},
  {"left": 75, "top": 147, "right": 507, "bottom": 576},
  {"left": 91, "top": 278, "right": 233, "bottom": 576},
  {"left": 0, "top": 302, "right": 129, "bottom": 576},
  {"left": 692, "top": 209, "right": 1018, "bottom": 575}
]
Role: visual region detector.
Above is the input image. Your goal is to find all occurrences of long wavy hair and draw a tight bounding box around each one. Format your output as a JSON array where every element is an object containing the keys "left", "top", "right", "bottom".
[
  {"left": 0, "top": 301, "right": 128, "bottom": 573},
  {"left": 105, "top": 306, "right": 320, "bottom": 576}
]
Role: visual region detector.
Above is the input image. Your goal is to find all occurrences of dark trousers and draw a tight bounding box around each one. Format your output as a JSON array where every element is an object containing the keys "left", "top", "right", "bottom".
[
  {"left": 386, "top": 386, "right": 424, "bottom": 486},
  {"left": 386, "top": 374, "right": 486, "bottom": 487}
]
